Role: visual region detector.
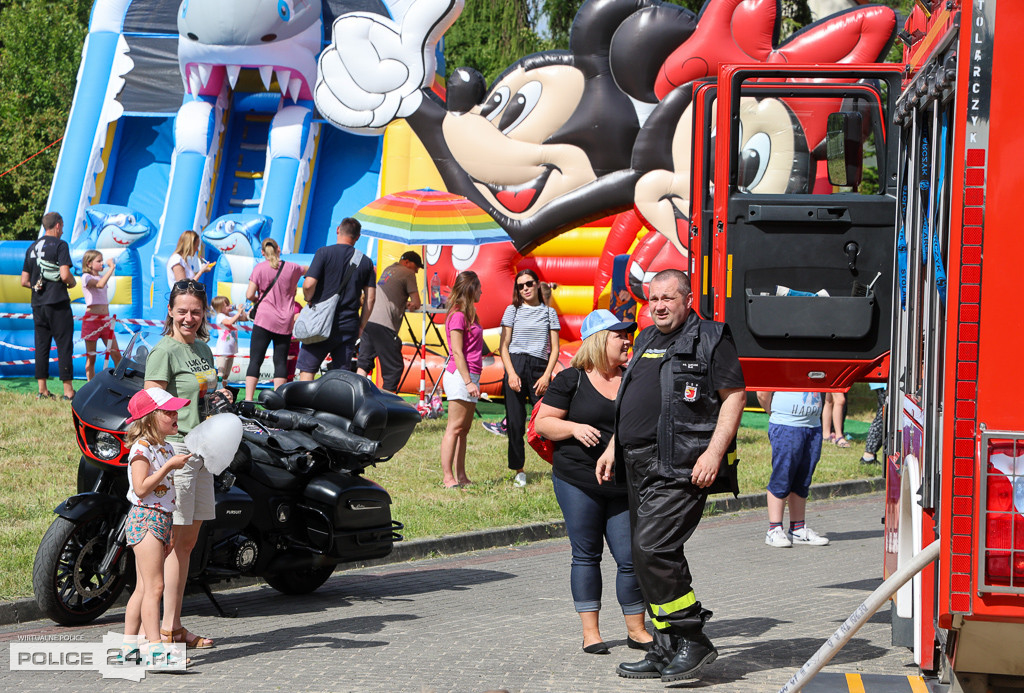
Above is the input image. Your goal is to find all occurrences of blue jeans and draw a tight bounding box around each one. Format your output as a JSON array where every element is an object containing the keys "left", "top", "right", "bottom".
[{"left": 552, "top": 475, "right": 645, "bottom": 615}]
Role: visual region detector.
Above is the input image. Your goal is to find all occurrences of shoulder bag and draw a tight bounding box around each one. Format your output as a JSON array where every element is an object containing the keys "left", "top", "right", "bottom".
[
  {"left": 294, "top": 250, "right": 363, "bottom": 344},
  {"left": 527, "top": 368, "right": 583, "bottom": 464},
  {"left": 249, "top": 261, "right": 285, "bottom": 321}
]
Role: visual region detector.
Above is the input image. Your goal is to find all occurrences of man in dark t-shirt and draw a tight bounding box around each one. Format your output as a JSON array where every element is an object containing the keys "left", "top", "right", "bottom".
[
  {"left": 296, "top": 217, "right": 376, "bottom": 378},
  {"left": 20, "top": 212, "right": 77, "bottom": 399},
  {"left": 597, "top": 269, "right": 744, "bottom": 683}
]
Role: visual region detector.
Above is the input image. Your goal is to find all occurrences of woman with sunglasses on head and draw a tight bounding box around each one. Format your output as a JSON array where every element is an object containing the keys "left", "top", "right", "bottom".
[
  {"left": 534, "top": 310, "right": 651, "bottom": 654},
  {"left": 441, "top": 271, "right": 484, "bottom": 489},
  {"left": 142, "top": 279, "right": 221, "bottom": 650},
  {"left": 499, "top": 269, "right": 560, "bottom": 487},
  {"left": 165, "top": 230, "right": 214, "bottom": 290}
]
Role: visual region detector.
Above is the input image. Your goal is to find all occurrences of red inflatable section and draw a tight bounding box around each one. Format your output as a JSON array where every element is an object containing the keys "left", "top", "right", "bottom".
[
  {"left": 595, "top": 210, "right": 645, "bottom": 304},
  {"left": 655, "top": 1, "right": 897, "bottom": 101},
  {"left": 424, "top": 242, "right": 520, "bottom": 329},
  {"left": 517, "top": 256, "right": 601, "bottom": 288}
]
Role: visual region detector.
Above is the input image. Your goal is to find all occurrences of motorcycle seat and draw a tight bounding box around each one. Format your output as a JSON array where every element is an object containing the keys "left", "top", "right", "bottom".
[{"left": 271, "top": 371, "right": 420, "bottom": 458}]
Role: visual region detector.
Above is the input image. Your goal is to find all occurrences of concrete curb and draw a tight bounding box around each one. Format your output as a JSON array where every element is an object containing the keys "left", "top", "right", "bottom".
[{"left": 0, "top": 477, "right": 883, "bottom": 627}]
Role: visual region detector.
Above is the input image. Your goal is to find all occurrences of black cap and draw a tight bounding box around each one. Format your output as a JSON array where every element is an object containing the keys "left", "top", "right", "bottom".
[{"left": 400, "top": 251, "right": 424, "bottom": 269}]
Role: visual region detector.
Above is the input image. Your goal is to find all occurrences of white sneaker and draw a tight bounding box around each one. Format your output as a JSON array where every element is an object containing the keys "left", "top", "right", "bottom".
[
  {"left": 789, "top": 526, "right": 830, "bottom": 546},
  {"left": 765, "top": 527, "right": 792, "bottom": 548},
  {"left": 513, "top": 472, "right": 527, "bottom": 487}
]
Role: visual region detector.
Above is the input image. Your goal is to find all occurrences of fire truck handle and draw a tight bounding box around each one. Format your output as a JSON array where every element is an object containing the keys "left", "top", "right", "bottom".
[{"left": 844, "top": 241, "right": 859, "bottom": 271}]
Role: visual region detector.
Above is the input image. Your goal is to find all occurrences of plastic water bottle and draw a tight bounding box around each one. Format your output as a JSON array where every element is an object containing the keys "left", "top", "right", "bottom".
[{"left": 430, "top": 272, "right": 442, "bottom": 308}]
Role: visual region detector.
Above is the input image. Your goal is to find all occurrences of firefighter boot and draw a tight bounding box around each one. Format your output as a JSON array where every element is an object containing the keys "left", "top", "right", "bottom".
[
  {"left": 660, "top": 608, "right": 718, "bottom": 683},
  {"left": 616, "top": 632, "right": 677, "bottom": 679}
]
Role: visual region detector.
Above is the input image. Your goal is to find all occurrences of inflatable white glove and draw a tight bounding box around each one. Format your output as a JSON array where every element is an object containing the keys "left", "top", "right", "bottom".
[{"left": 315, "top": 0, "right": 464, "bottom": 134}]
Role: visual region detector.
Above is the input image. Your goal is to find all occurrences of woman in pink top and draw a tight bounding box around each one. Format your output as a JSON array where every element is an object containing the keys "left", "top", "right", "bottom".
[
  {"left": 243, "top": 239, "right": 307, "bottom": 400},
  {"left": 441, "top": 271, "right": 483, "bottom": 489},
  {"left": 80, "top": 249, "right": 122, "bottom": 380}
]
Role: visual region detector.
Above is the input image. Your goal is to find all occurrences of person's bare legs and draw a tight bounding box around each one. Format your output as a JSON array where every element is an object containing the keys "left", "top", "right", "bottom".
[
  {"left": 624, "top": 612, "right": 652, "bottom": 644},
  {"left": 161, "top": 521, "right": 209, "bottom": 644},
  {"left": 133, "top": 533, "right": 165, "bottom": 646},
  {"left": 787, "top": 493, "right": 807, "bottom": 524},
  {"left": 298, "top": 371, "right": 314, "bottom": 382},
  {"left": 108, "top": 335, "right": 121, "bottom": 367},
  {"left": 85, "top": 340, "right": 97, "bottom": 381},
  {"left": 580, "top": 610, "right": 603, "bottom": 648},
  {"left": 273, "top": 377, "right": 286, "bottom": 389},
  {"left": 124, "top": 547, "right": 146, "bottom": 640},
  {"left": 441, "top": 400, "right": 474, "bottom": 487},
  {"left": 822, "top": 394, "right": 835, "bottom": 442},
  {"left": 454, "top": 402, "right": 475, "bottom": 485},
  {"left": 831, "top": 391, "right": 847, "bottom": 440},
  {"left": 244, "top": 375, "right": 258, "bottom": 401},
  {"left": 768, "top": 492, "right": 787, "bottom": 524},
  {"left": 37, "top": 378, "right": 52, "bottom": 397}
]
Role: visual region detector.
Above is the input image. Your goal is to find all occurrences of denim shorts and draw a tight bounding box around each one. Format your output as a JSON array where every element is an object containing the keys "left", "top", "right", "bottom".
[{"left": 767, "top": 423, "right": 823, "bottom": 498}]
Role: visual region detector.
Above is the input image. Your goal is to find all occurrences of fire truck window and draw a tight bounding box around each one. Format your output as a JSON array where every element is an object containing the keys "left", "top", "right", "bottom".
[{"left": 734, "top": 91, "right": 886, "bottom": 197}]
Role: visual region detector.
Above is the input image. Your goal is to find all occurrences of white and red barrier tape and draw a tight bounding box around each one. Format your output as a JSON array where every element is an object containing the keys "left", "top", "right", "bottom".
[{"left": 0, "top": 312, "right": 262, "bottom": 367}]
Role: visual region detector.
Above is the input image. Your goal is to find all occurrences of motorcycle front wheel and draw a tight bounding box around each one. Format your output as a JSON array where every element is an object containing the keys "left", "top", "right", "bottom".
[
  {"left": 32, "top": 514, "right": 132, "bottom": 625},
  {"left": 264, "top": 565, "right": 336, "bottom": 595}
]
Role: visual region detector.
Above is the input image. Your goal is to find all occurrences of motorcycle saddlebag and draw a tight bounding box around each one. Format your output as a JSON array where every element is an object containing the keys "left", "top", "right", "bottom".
[{"left": 301, "top": 472, "right": 397, "bottom": 561}]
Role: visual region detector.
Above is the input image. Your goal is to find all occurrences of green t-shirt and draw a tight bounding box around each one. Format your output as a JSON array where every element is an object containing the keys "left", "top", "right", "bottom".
[{"left": 144, "top": 336, "right": 217, "bottom": 442}]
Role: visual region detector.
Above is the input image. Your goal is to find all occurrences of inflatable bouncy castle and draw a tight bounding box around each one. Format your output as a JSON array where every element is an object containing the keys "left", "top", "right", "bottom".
[
  {"left": 0, "top": 0, "right": 898, "bottom": 391},
  {"left": 0, "top": 0, "right": 383, "bottom": 378}
]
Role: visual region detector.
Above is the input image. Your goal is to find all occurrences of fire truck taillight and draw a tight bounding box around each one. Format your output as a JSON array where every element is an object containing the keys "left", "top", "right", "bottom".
[{"left": 982, "top": 438, "right": 1024, "bottom": 591}]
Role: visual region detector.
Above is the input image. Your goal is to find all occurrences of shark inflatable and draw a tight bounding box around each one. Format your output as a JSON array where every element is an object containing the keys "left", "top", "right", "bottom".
[
  {"left": 71, "top": 205, "right": 155, "bottom": 318},
  {"left": 201, "top": 213, "right": 271, "bottom": 304}
]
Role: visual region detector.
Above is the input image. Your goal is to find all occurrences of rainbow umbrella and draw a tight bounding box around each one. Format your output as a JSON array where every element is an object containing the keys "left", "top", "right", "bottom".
[{"left": 353, "top": 188, "right": 510, "bottom": 245}]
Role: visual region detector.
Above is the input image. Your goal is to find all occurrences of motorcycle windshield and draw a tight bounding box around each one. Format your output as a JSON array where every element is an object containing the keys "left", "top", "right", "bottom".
[{"left": 112, "top": 332, "right": 160, "bottom": 378}]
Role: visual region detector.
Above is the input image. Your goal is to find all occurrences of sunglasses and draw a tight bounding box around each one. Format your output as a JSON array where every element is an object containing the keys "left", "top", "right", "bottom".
[
  {"left": 173, "top": 279, "right": 206, "bottom": 294},
  {"left": 517, "top": 280, "right": 536, "bottom": 290}
]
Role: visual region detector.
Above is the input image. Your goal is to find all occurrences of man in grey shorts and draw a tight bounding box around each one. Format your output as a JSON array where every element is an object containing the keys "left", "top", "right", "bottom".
[{"left": 357, "top": 250, "right": 422, "bottom": 391}]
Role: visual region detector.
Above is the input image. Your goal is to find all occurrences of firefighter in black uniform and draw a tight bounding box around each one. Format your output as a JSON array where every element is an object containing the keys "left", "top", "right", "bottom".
[{"left": 597, "top": 268, "right": 745, "bottom": 683}]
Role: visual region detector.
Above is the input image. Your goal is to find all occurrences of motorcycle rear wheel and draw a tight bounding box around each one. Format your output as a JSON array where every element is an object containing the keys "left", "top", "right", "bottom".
[
  {"left": 32, "top": 515, "right": 131, "bottom": 625},
  {"left": 264, "top": 566, "right": 336, "bottom": 595}
]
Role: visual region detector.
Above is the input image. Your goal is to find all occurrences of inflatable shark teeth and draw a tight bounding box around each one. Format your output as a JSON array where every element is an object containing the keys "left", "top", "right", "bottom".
[
  {"left": 259, "top": 65, "right": 274, "bottom": 91},
  {"left": 196, "top": 62, "right": 213, "bottom": 88},
  {"left": 276, "top": 69, "right": 291, "bottom": 93},
  {"left": 288, "top": 77, "right": 302, "bottom": 102},
  {"left": 188, "top": 67, "right": 202, "bottom": 96},
  {"left": 225, "top": 64, "right": 241, "bottom": 90}
]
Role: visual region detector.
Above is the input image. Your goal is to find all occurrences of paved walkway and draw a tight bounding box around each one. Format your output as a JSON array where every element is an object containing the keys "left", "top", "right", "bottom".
[{"left": 0, "top": 493, "right": 920, "bottom": 692}]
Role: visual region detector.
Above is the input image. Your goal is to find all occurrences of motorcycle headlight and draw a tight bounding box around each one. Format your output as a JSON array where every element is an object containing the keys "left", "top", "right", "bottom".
[{"left": 93, "top": 431, "right": 121, "bottom": 460}]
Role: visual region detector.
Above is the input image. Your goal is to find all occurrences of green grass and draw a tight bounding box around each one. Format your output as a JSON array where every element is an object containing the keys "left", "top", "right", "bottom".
[{"left": 0, "top": 379, "right": 881, "bottom": 600}]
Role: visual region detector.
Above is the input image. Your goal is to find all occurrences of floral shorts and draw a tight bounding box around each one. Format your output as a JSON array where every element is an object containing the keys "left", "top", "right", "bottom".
[{"left": 125, "top": 505, "right": 172, "bottom": 546}]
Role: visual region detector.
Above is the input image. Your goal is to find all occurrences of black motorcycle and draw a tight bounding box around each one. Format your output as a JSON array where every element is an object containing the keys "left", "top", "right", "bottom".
[{"left": 32, "top": 334, "right": 420, "bottom": 625}]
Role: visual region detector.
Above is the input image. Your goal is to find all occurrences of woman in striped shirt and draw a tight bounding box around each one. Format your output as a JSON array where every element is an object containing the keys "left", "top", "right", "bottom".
[{"left": 499, "top": 269, "right": 560, "bottom": 487}]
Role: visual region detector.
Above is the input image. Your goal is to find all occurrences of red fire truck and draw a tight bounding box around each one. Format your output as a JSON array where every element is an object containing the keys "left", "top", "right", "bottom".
[
  {"left": 681, "top": 0, "right": 1024, "bottom": 686},
  {"left": 883, "top": 0, "right": 1024, "bottom": 687}
]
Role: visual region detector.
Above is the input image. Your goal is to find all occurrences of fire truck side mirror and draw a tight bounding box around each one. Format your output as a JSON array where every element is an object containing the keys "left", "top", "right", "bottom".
[{"left": 825, "top": 112, "right": 864, "bottom": 190}]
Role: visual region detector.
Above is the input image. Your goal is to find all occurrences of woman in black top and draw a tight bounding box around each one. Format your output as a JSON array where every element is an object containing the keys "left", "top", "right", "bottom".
[{"left": 534, "top": 310, "right": 652, "bottom": 654}]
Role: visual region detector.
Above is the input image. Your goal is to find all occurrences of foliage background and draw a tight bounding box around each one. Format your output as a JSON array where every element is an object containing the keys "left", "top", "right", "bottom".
[{"left": 0, "top": 0, "right": 911, "bottom": 240}]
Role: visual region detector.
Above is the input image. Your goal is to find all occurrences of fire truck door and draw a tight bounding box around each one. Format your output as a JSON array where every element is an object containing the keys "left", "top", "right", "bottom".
[{"left": 712, "top": 72, "right": 901, "bottom": 390}]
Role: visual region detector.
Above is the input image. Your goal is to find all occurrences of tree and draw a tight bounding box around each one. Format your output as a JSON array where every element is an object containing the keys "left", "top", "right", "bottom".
[
  {"left": 541, "top": 0, "right": 704, "bottom": 49},
  {"left": 0, "top": 0, "right": 91, "bottom": 240},
  {"left": 444, "top": 0, "right": 544, "bottom": 85}
]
